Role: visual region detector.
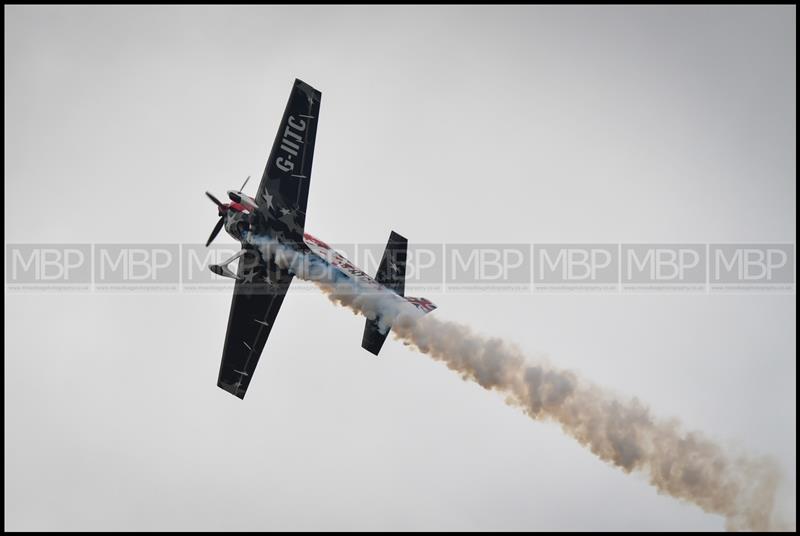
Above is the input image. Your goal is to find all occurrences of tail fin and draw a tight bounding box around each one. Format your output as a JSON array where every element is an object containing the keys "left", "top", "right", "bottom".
[{"left": 362, "top": 231, "right": 408, "bottom": 356}]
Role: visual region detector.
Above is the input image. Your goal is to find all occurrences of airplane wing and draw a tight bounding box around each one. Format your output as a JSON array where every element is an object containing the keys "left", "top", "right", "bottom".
[
  {"left": 255, "top": 78, "right": 322, "bottom": 243},
  {"left": 217, "top": 248, "right": 293, "bottom": 399}
]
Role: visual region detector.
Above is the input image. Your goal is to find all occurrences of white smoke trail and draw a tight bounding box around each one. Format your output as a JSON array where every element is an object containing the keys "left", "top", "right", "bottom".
[
  {"left": 391, "top": 314, "right": 788, "bottom": 532},
  {"left": 257, "top": 237, "right": 792, "bottom": 531}
]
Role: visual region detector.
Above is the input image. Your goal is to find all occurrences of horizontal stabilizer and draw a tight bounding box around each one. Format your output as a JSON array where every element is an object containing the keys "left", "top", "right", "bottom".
[
  {"left": 361, "top": 231, "right": 409, "bottom": 356},
  {"left": 374, "top": 231, "right": 407, "bottom": 296},
  {"left": 362, "top": 319, "right": 388, "bottom": 356},
  {"left": 361, "top": 296, "right": 437, "bottom": 355}
]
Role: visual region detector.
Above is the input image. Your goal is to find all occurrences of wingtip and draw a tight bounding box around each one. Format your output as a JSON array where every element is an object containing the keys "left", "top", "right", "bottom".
[
  {"left": 294, "top": 78, "right": 321, "bottom": 98},
  {"left": 389, "top": 230, "right": 408, "bottom": 243},
  {"left": 217, "top": 381, "right": 247, "bottom": 400}
]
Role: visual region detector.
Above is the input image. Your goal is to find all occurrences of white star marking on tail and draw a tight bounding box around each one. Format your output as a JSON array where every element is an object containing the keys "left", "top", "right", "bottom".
[{"left": 262, "top": 191, "right": 275, "bottom": 210}]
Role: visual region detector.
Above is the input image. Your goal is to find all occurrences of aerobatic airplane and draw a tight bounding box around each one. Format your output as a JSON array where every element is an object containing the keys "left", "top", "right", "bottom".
[{"left": 205, "top": 79, "right": 437, "bottom": 399}]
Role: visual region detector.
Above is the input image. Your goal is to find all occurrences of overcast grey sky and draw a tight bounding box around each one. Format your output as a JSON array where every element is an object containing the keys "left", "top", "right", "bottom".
[{"left": 4, "top": 5, "right": 796, "bottom": 531}]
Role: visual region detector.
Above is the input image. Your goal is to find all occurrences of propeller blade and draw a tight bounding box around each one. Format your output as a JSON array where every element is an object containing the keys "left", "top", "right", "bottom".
[
  {"left": 239, "top": 175, "right": 251, "bottom": 192},
  {"left": 206, "top": 191, "right": 224, "bottom": 207},
  {"left": 206, "top": 216, "right": 225, "bottom": 247}
]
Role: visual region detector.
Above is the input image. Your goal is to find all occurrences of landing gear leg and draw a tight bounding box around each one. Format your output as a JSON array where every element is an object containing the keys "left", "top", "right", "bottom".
[{"left": 209, "top": 249, "right": 247, "bottom": 280}]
